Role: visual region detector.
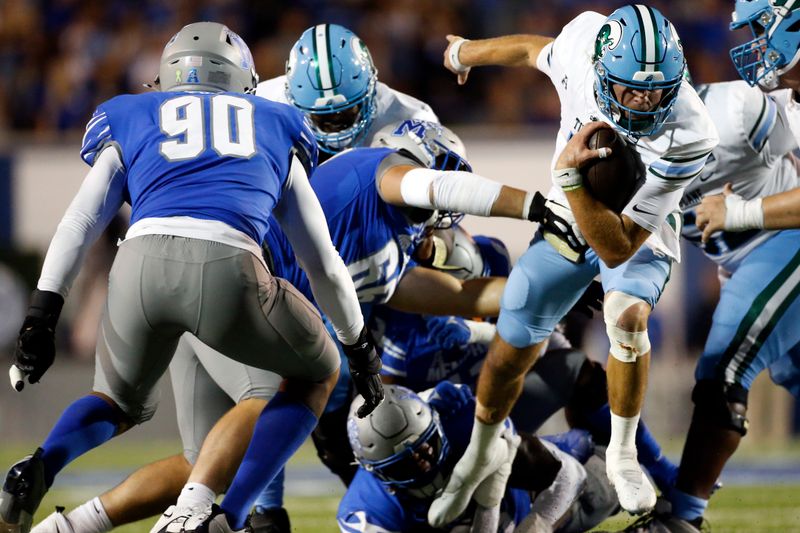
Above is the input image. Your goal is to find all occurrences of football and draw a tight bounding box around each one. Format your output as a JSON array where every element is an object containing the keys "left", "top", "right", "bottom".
[{"left": 581, "top": 127, "right": 643, "bottom": 213}]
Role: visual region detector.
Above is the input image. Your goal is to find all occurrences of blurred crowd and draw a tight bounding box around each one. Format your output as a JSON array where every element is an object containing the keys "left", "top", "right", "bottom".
[{"left": 0, "top": 0, "right": 739, "bottom": 135}]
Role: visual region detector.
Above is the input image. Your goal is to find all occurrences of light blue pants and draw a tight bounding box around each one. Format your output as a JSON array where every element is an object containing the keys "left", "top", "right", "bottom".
[
  {"left": 695, "top": 230, "right": 800, "bottom": 393},
  {"left": 497, "top": 232, "right": 672, "bottom": 348}
]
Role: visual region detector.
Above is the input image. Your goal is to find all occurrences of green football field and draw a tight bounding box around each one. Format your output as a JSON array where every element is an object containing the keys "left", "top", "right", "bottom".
[{"left": 4, "top": 441, "right": 800, "bottom": 532}]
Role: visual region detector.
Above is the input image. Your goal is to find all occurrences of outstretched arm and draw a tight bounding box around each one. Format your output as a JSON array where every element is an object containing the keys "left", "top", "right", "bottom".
[{"left": 443, "top": 33, "right": 554, "bottom": 84}]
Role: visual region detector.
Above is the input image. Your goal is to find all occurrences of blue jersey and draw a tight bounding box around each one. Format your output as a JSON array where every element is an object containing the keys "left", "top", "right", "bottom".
[
  {"left": 337, "top": 382, "right": 530, "bottom": 532},
  {"left": 264, "top": 147, "right": 429, "bottom": 307},
  {"left": 80, "top": 91, "right": 317, "bottom": 243},
  {"left": 369, "top": 235, "right": 511, "bottom": 391},
  {"left": 370, "top": 310, "right": 489, "bottom": 391}
]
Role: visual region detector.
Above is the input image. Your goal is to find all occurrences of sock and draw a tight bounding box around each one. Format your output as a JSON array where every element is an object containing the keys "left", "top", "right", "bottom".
[
  {"left": 585, "top": 404, "right": 665, "bottom": 466},
  {"left": 670, "top": 488, "right": 708, "bottom": 522},
  {"left": 254, "top": 467, "right": 285, "bottom": 512},
  {"left": 65, "top": 497, "right": 113, "bottom": 533},
  {"left": 608, "top": 412, "right": 639, "bottom": 451},
  {"left": 40, "top": 395, "right": 119, "bottom": 487},
  {"left": 176, "top": 482, "right": 216, "bottom": 509},
  {"left": 221, "top": 393, "right": 318, "bottom": 529}
]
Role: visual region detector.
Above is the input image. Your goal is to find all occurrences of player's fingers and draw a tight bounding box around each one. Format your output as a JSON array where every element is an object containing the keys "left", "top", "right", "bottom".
[
  {"left": 9, "top": 365, "right": 25, "bottom": 392},
  {"left": 579, "top": 120, "right": 612, "bottom": 139},
  {"left": 723, "top": 182, "right": 734, "bottom": 196},
  {"left": 446, "top": 34, "right": 461, "bottom": 43},
  {"left": 701, "top": 225, "right": 715, "bottom": 244},
  {"left": 458, "top": 70, "right": 469, "bottom": 85}
]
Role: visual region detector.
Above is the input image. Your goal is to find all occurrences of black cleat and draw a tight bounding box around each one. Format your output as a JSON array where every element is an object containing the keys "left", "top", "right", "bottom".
[
  {"left": 248, "top": 507, "right": 290, "bottom": 533},
  {"left": 0, "top": 448, "right": 47, "bottom": 533}
]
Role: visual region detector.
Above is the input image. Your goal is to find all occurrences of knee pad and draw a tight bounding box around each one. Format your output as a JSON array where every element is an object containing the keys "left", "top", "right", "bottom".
[
  {"left": 692, "top": 380, "right": 749, "bottom": 436},
  {"left": 603, "top": 292, "right": 650, "bottom": 363}
]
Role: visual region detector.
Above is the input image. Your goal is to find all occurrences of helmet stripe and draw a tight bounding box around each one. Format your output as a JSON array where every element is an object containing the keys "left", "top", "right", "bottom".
[
  {"left": 314, "top": 24, "right": 335, "bottom": 98},
  {"left": 634, "top": 4, "right": 657, "bottom": 72}
]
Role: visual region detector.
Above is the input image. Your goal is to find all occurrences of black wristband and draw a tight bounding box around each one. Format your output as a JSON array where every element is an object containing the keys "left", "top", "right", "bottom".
[{"left": 26, "top": 289, "right": 65, "bottom": 330}]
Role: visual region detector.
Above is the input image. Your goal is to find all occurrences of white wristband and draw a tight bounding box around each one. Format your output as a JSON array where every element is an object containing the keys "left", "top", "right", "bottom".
[
  {"left": 724, "top": 194, "right": 764, "bottom": 231},
  {"left": 449, "top": 38, "right": 471, "bottom": 73},
  {"left": 552, "top": 167, "right": 582, "bottom": 192}
]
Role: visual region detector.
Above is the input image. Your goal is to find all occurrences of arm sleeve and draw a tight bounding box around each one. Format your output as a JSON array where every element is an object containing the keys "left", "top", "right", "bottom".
[
  {"left": 37, "top": 147, "right": 126, "bottom": 297},
  {"left": 623, "top": 148, "right": 712, "bottom": 233},
  {"left": 398, "top": 168, "right": 503, "bottom": 217},
  {"left": 273, "top": 155, "right": 364, "bottom": 345},
  {"left": 755, "top": 89, "right": 799, "bottom": 161}
]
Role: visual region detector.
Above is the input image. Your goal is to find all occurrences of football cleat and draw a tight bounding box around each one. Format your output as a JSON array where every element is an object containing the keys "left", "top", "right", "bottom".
[
  {"left": 182, "top": 504, "right": 246, "bottom": 533},
  {"left": 606, "top": 446, "right": 656, "bottom": 515},
  {"left": 29, "top": 507, "right": 74, "bottom": 533},
  {"left": 248, "top": 507, "right": 290, "bottom": 533},
  {"left": 530, "top": 441, "right": 588, "bottom": 526},
  {"left": 149, "top": 503, "right": 211, "bottom": 533},
  {"left": 0, "top": 448, "right": 47, "bottom": 533}
]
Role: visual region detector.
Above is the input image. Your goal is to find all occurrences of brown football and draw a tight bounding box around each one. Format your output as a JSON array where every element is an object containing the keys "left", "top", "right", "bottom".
[{"left": 580, "top": 127, "right": 643, "bottom": 213}]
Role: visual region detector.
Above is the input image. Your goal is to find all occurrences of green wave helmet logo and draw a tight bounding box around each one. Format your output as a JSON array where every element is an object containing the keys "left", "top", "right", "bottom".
[
  {"left": 772, "top": 0, "right": 800, "bottom": 17},
  {"left": 669, "top": 22, "right": 683, "bottom": 53},
  {"left": 594, "top": 20, "right": 623, "bottom": 61}
]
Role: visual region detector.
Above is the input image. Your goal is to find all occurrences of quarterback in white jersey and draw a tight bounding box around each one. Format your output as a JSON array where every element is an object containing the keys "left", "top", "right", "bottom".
[
  {"left": 630, "top": 81, "right": 800, "bottom": 532},
  {"left": 427, "top": 5, "right": 718, "bottom": 526}
]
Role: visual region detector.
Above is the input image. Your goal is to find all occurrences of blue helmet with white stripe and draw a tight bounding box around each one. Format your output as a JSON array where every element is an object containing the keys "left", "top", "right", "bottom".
[
  {"left": 285, "top": 24, "right": 378, "bottom": 153},
  {"left": 593, "top": 5, "right": 685, "bottom": 138},
  {"left": 730, "top": 0, "right": 800, "bottom": 89}
]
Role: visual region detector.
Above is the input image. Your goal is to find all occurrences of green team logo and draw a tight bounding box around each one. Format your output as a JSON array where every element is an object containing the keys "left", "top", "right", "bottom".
[
  {"left": 351, "top": 37, "right": 373, "bottom": 68},
  {"left": 594, "top": 20, "right": 623, "bottom": 61},
  {"left": 669, "top": 22, "right": 683, "bottom": 53},
  {"left": 772, "top": 0, "right": 800, "bottom": 17}
]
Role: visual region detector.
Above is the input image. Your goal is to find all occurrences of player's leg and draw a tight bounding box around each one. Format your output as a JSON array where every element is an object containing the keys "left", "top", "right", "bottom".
[
  {"left": 1, "top": 238, "right": 183, "bottom": 533},
  {"left": 186, "top": 252, "right": 341, "bottom": 531},
  {"left": 670, "top": 231, "right": 800, "bottom": 527},
  {"left": 598, "top": 245, "right": 672, "bottom": 514},
  {"left": 428, "top": 235, "right": 597, "bottom": 527}
]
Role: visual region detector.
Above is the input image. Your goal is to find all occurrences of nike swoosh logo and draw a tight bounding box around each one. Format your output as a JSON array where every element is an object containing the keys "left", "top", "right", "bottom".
[{"left": 632, "top": 204, "right": 656, "bottom": 216}]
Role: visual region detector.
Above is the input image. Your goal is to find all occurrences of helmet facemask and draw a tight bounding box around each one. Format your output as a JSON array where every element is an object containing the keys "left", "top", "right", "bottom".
[{"left": 730, "top": 3, "right": 800, "bottom": 89}]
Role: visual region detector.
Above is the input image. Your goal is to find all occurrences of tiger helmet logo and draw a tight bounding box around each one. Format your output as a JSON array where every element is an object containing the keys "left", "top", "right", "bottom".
[{"left": 594, "top": 20, "right": 623, "bottom": 61}]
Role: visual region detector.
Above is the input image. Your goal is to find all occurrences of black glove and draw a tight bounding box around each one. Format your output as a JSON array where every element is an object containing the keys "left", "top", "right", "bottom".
[
  {"left": 342, "top": 328, "right": 384, "bottom": 418},
  {"left": 570, "top": 280, "right": 604, "bottom": 318},
  {"left": 528, "top": 191, "right": 588, "bottom": 260},
  {"left": 14, "top": 289, "right": 64, "bottom": 386}
]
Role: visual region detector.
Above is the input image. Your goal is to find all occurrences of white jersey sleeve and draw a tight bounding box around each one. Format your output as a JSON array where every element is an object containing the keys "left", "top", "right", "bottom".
[
  {"left": 364, "top": 82, "right": 440, "bottom": 144},
  {"left": 38, "top": 147, "right": 126, "bottom": 298},
  {"left": 255, "top": 76, "right": 291, "bottom": 105},
  {"left": 272, "top": 155, "right": 364, "bottom": 345}
]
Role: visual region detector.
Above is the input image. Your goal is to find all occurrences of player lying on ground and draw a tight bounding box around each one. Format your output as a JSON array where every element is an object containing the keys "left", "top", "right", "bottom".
[
  {"left": 1, "top": 21, "right": 384, "bottom": 533},
  {"left": 429, "top": 5, "right": 718, "bottom": 526},
  {"left": 341, "top": 382, "right": 623, "bottom": 533},
  {"left": 618, "top": 60, "right": 800, "bottom": 533}
]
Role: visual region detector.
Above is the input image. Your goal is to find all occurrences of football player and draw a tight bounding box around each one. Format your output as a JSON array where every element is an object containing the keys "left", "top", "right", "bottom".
[
  {"left": 622, "top": 52, "right": 800, "bottom": 533},
  {"left": 694, "top": 0, "right": 800, "bottom": 235},
  {"left": 340, "top": 382, "right": 603, "bottom": 533},
  {"left": 256, "top": 24, "right": 438, "bottom": 156},
  {"left": 1, "top": 21, "right": 384, "bottom": 533},
  {"left": 429, "top": 5, "right": 718, "bottom": 526}
]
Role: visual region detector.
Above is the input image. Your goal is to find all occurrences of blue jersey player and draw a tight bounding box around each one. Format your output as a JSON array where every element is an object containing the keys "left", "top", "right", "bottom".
[{"left": 1, "top": 22, "right": 384, "bottom": 533}]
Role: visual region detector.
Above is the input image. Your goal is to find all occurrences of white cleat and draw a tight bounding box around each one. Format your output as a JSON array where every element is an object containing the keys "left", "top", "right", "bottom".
[
  {"left": 30, "top": 509, "right": 75, "bottom": 533},
  {"left": 428, "top": 429, "right": 519, "bottom": 528},
  {"left": 150, "top": 504, "right": 211, "bottom": 533},
  {"left": 606, "top": 446, "right": 656, "bottom": 515},
  {"left": 530, "top": 441, "right": 588, "bottom": 527}
]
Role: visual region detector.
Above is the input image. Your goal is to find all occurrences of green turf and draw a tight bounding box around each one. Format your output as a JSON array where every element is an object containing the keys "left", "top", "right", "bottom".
[{"left": 5, "top": 441, "right": 800, "bottom": 532}]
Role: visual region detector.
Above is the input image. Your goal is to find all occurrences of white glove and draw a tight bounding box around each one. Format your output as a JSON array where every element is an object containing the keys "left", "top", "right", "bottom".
[{"left": 473, "top": 428, "right": 520, "bottom": 509}]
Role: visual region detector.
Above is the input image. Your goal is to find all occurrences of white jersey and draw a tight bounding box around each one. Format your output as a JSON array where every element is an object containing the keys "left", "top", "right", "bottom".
[
  {"left": 681, "top": 81, "right": 799, "bottom": 272},
  {"left": 536, "top": 12, "right": 719, "bottom": 261},
  {"left": 255, "top": 76, "right": 439, "bottom": 146}
]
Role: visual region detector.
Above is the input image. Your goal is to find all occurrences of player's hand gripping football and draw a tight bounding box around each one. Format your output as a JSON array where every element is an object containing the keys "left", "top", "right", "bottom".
[
  {"left": 555, "top": 121, "right": 613, "bottom": 171},
  {"left": 343, "top": 328, "right": 385, "bottom": 418},
  {"left": 444, "top": 35, "right": 471, "bottom": 85},
  {"left": 10, "top": 289, "right": 64, "bottom": 391}
]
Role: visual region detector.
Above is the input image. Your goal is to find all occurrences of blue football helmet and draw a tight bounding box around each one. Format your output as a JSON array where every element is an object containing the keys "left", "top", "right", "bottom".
[
  {"left": 730, "top": 0, "right": 800, "bottom": 89},
  {"left": 593, "top": 5, "right": 686, "bottom": 138},
  {"left": 347, "top": 385, "right": 450, "bottom": 498},
  {"left": 285, "top": 24, "right": 378, "bottom": 153}
]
